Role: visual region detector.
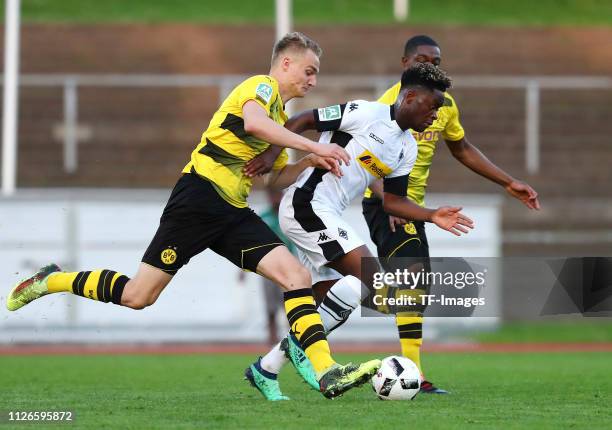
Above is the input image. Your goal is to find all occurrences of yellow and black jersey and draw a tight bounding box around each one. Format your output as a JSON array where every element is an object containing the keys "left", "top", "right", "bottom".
[
  {"left": 364, "top": 82, "right": 465, "bottom": 206},
  {"left": 183, "top": 75, "right": 289, "bottom": 208}
]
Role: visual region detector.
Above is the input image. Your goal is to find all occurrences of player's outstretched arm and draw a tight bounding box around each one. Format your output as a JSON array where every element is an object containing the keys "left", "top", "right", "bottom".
[
  {"left": 265, "top": 154, "right": 341, "bottom": 189},
  {"left": 383, "top": 192, "right": 474, "bottom": 236},
  {"left": 243, "top": 101, "right": 350, "bottom": 165},
  {"left": 243, "top": 110, "right": 318, "bottom": 178},
  {"left": 446, "top": 137, "right": 540, "bottom": 210}
]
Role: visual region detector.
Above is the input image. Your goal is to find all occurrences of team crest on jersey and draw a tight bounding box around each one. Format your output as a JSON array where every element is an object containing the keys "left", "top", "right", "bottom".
[
  {"left": 161, "top": 247, "right": 177, "bottom": 265},
  {"left": 255, "top": 83, "right": 273, "bottom": 105},
  {"left": 318, "top": 105, "right": 342, "bottom": 121},
  {"left": 338, "top": 228, "right": 348, "bottom": 240},
  {"left": 357, "top": 150, "right": 392, "bottom": 179}
]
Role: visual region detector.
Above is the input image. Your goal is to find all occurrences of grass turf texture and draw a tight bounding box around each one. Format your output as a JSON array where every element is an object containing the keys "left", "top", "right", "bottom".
[
  {"left": 1, "top": 352, "right": 610, "bottom": 429},
  {"left": 10, "top": 0, "right": 612, "bottom": 26}
]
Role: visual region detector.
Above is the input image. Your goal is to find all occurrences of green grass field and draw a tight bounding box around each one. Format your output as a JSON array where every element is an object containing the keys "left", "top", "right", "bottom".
[
  {"left": 1, "top": 352, "right": 610, "bottom": 429},
  {"left": 10, "top": 0, "right": 612, "bottom": 26}
]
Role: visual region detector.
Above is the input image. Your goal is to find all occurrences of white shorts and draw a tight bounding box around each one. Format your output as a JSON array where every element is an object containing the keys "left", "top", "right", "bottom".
[{"left": 279, "top": 187, "right": 364, "bottom": 284}]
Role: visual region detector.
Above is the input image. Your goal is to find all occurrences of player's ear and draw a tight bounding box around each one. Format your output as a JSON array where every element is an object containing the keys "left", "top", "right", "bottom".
[
  {"left": 281, "top": 56, "right": 291, "bottom": 71},
  {"left": 402, "top": 88, "right": 418, "bottom": 106}
]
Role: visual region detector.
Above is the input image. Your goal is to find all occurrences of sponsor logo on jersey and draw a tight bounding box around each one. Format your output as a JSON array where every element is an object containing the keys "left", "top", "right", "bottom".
[
  {"left": 357, "top": 150, "right": 393, "bottom": 179},
  {"left": 411, "top": 130, "right": 441, "bottom": 142},
  {"left": 348, "top": 102, "right": 359, "bottom": 112},
  {"left": 255, "top": 83, "right": 273, "bottom": 105},
  {"left": 369, "top": 132, "right": 384, "bottom": 145},
  {"left": 161, "top": 247, "right": 178, "bottom": 265},
  {"left": 338, "top": 228, "right": 348, "bottom": 240},
  {"left": 318, "top": 105, "right": 342, "bottom": 121},
  {"left": 317, "top": 232, "right": 331, "bottom": 242}
]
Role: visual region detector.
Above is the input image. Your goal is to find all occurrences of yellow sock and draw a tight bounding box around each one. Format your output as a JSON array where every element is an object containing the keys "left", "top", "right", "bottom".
[
  {"left": 284, "top": 288, "right": 335, "bottom": 375},
  {"left": 395, "top": 314, "right": 423, "bottom": 372},
  {"left": 47, "top": 270, "right": 129, "bottom": 305}
]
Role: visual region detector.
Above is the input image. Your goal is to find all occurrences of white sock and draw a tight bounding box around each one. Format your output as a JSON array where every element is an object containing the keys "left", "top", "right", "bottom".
[
  {"left": 260, "top": 341, "right": 289, "bottom": 374},
  {"left": 317, "top": 275, "right": 362, "bottom": 333}
]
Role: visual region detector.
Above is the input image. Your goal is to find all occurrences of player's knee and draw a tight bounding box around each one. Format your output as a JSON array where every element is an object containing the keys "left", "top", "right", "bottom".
[
  {"left": 281, "top": 265, "right": 312, "bottom": 291},
  {"left": 120, "top": 282, "right": 158, "bottom": 310}
]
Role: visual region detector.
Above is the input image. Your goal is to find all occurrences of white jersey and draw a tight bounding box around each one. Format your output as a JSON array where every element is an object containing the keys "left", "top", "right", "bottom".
[
  {"left": 279, "top": 100, "right": 418, "bottom": 282},
  {"left": 290, "top": 100, "right": 417, "bottom": 213}
]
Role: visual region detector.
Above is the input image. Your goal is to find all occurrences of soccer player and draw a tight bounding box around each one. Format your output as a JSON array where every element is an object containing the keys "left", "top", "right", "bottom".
[
  {"left": 5, "top": 32, "right": 382, "bottom": 400},
  {"left": 361, "top": 35, "right": 541, "bottom": 394},
  {"left": 245, "top": 62, "right": 475, "bottom": 400}
]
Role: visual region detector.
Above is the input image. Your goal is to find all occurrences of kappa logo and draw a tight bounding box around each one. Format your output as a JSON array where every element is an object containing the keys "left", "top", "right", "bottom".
[
  {"left": 338, "top": 227, "right": 349, "bottom": 240},
  {"left": 318, "top": 232, "right": 331, "bottom": 242},
  {"left": 369, "top": 132, "right": 384, "bottom": 145},
  {"left": 348, "top": 102, "right": 359, "bottom": 112},
  {"left": 399, "top": 149, "right": 404, "bottom": 161}
]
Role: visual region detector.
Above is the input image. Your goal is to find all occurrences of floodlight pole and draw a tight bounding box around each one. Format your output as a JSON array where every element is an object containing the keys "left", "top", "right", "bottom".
[
  {"left": 275, "top": 0, "right": 292, "bottom": 42},
  {"left": 2, "top": 0, "right": 21, "bottom": 196},
  {"left": 394, "top": 0, "right": 409, "bottom": 21}
]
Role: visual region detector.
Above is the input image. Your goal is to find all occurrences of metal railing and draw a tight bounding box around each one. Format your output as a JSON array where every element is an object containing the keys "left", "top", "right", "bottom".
[{"left": 11, "top": 74, "right": 612, "bottom": 175}]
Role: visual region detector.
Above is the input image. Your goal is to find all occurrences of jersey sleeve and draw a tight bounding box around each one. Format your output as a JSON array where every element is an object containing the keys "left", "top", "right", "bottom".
[
  {"left": 235, "top": 76, "right": 278, "bottom": 115},
  {"left": 377, "top": 82, "right": 401, "bottom": 105},
  {"left": 313, "top": 100, "right": 375, "bottom": 134},
  {"left": 441, "top": 94, "right": 465, "bottom": 141}
]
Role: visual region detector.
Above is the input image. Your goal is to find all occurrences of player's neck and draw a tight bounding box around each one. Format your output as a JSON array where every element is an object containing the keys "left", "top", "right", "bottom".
[{"left": 269, "top": 69, "right": 294, "bottom": 105}]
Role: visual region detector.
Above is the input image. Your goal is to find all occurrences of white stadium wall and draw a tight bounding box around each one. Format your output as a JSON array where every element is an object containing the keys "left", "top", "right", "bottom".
[{"left": 0, "top": 189, "right": 500, "bottom": 344}]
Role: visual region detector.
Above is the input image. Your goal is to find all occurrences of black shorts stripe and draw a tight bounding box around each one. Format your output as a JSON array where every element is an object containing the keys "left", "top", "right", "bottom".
[
  {"left": 318, "top": 240, "right": 345, "bottom": 262},
  {"left": 299, "top": 324, "right": 327, "bottom": 350},
  {"left": 283, "top": 288, "right": 314, "bottom": 301},
  {"left": 286, "top": 304, "right": 317, "bottom": 327},
  {"left": 397, "top": 323, "right": 423, "bottom": 332}
]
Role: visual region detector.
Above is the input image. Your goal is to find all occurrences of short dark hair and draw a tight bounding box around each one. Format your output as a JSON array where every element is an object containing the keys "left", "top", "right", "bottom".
[
  {"left": 400, "top": 62, "right": 451, "bottom": 93},
  {"left": 271, "top": 32, "right": 322, "bottom": 65},
  {"left": 404, "top": 35, "right": 439, "bottom": 56}
]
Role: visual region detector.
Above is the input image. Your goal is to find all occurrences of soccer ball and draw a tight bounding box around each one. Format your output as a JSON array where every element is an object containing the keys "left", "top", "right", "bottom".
[{"left": 371, "top": 356, "right": 422, "bottom": 400}]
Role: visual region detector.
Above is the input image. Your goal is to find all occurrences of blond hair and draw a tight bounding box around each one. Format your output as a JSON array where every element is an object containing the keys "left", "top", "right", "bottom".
[{"left": 271, "top": 32, "right": 322, "bottom": 65}]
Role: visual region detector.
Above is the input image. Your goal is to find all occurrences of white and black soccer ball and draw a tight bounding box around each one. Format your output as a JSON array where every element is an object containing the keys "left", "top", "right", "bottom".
[{"left": 372, "top": 356, "right": 422, "bottom": 400}]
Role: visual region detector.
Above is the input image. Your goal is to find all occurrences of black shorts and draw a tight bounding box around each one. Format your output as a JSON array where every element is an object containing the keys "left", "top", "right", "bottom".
[
  {"left": 362, "top": 197, "right": 429, "bottom": 260},
  {"left": 142, "top": 174, "right": 284, "bottom": 274}
]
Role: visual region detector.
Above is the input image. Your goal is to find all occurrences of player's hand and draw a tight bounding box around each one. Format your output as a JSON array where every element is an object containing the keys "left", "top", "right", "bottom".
[
  {"left": 243, "top": 147, "right": 281, "bottom": 178},
  {"left": 388, "top": 215, "right": 408, "bottom": 233},
  {"left": 505, "top": 180, "right": 540, "bottom": 210},
  {"left": 310, "top": 142, "right": 351, "bottom": 166},
  {"left": 431, "top": 206, "right": 474, "bottom": 236},
  {"left": 310, "top": 155, "right": 343, "bottom": 178}
]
